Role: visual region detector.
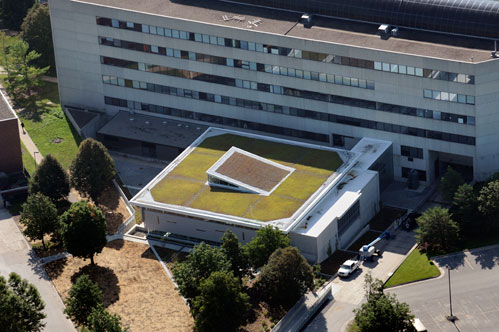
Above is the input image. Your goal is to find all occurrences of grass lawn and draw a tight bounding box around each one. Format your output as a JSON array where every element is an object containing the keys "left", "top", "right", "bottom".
[
  {"left": 45, "top": 240, "right": 193, "bottom": 332},
  {"left": 20, "top": 140, "right": 36, "bottom": 176},
  {"left": 151, "top": 133, "right": 343, "bottom": 222},
  {"left": 17, "top": 81, "right": 81, "bottom": 169},
  {"left": 385, "top": 249, "right": 440, "bottom": 288}
]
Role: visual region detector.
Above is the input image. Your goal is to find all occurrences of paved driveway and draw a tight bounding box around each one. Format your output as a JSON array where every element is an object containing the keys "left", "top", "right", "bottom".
[
  {"left": 304, "top": 230, "right": 416, "bottom": 331},
  {"left": 388, "top": 245, "right": 499, "bottom": 332},
  {"left": 0, "top": 208, "right": 76, "bottom": 331}
]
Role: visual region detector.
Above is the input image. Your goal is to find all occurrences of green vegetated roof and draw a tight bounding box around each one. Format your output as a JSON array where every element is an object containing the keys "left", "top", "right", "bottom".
[{"left": 150, "top": 134, "right": 343, "bottom": 222}]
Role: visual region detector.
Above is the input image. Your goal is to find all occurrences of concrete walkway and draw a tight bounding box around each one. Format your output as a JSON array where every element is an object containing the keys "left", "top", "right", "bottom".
[
  {"left": 0, "top": 207, "right": 76, "bottom": 331},
  {"left": 304, "top": 229, "right": 417, "bottom": 331}
]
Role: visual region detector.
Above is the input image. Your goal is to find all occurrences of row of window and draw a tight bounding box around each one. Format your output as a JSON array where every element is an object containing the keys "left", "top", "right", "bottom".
[
  {"left": 401, "top": 145, "right": 424, "bottom": 159},
  {"left": 102, "top": 78, "right": 475, "bottom": 146},
  {"left": 374, "top": 62, "right": 474, "bottom": 84},
  {"left": 104, "top": 96, "right": 330, "bottom": 143},
  {"left": 101, "top": 55, "right": 475, "bottom": 126},
  {"left": 338, "top": 201, "right": 360, "bottom": 236},
  {"left": 423, "top": 89, "right": 475, "bottom": 105},
  {"left": 99, "top": 36, "right": 375, "bottom": 90},
  {"left": 96, "top": 16, "right": 475, "bottom": 85}
]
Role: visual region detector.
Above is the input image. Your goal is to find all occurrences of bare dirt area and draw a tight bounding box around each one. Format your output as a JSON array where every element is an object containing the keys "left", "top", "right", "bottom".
[
  {"left": 45, "top": 240, "right": 193, "bottom": 332},
  {"left": 98, "top": 184, "right": 131, "bottom": 234}
]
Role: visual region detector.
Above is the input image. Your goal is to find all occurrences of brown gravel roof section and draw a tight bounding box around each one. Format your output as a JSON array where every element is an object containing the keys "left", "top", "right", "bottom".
[{"left": 215, "top": 151, "right": 290, "bottom": 191}]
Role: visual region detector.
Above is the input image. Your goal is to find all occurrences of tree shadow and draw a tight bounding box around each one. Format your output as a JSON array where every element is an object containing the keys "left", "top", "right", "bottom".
[
  {"left": 98, "top": 183, "right": 121, "bottom": 211},
  {"left": 106, "top": 239, "right": 125, "bottom": 251},
  {"left": 43, "top": 257, "right": 68, "bottom": 278},
  {"left": 71, "top": 264, "right": 120, "bottom": 307},
  {"left": 469, "top": 247, "right": 499, "bottom": 270},
  {"left": 433, "top": 252, "right": 465, "bottom": 270},
  {"left": 27, "top": 249, "right": 50, "bottom": 280}
]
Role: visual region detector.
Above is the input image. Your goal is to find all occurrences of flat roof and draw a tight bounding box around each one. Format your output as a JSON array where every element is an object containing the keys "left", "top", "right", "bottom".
[
  {"left": 351, "top": 138, "right": 392, "bottom": 171},
  {"left": 77, "top": 0, "right": 494, "bottom": 62},
  {"left": 97, "top": 111, "right": 208, "bottom": 148},
  {"left": 0, "top": 90, "right": 17, "bottom": 121},
  {"left": 132, "top": 127, "right": 357, "bottom": 229}
]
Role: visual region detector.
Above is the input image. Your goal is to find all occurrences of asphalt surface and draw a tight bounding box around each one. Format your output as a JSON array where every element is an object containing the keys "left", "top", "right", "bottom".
[
  {"left": 388, "top": 245, "right": 499, "bottom": 332},
  {"left": 112, "top": 153, "right": 165, "bottom": 196},
  {"left": 304, "top": 230, "right": 417, "bottom": 332},
  {"left": 0, "top": 208, "right": 76, "bottom": 331}
]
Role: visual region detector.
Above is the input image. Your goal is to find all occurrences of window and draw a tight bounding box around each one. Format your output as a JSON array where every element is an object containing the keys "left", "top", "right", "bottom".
[{"left": 401, "top": 145, "right": 423, "bottom": 159}]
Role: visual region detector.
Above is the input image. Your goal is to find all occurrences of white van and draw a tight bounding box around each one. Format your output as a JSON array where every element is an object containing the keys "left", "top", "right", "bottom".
[{"left": 412, "top": 318, "right": 427, "bottom": 332}]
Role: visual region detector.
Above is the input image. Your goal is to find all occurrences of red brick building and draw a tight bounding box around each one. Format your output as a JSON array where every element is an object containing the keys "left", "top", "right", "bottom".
[{"left": 0, "top": 91, "right": 23, "bottom": 175}]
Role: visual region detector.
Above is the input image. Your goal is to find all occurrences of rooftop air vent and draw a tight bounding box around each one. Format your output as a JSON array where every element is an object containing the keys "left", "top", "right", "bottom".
[{"left": 301, "top": 13, "right": 313, "bottom": 28}]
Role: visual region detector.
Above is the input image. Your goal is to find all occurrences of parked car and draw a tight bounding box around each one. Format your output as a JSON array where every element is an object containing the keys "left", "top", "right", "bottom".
[{"left": 338, "top": 259, "right": 361, "bottom": 277}]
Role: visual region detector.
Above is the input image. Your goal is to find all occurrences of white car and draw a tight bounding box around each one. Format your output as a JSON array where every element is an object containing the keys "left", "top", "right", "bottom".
[{"left": 338, "top": 259, "right": 361, "bottom": 278}]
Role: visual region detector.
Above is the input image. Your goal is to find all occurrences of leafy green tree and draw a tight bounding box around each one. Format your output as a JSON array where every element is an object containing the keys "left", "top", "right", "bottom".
[
  {"left": 416, "top": 207, "right": 459, "bottom": 254},
  {"left": 70, "top": 138, "right": 116, "bottom": 203},
  {"left": 3, "top": 38, "right": 48, "bottom": 104},
  {"left": 440, "top": 166, "right": 464, "bottom": 203},
  {"left": 0, "top": 272, "right": 46, "bottom": 332},
  {"left": 478, "top": 180, "right": 499, "bottom": 222},
  {"left": 64, "top": 274, "right": 103, "bottom": 326},
  {"left": 29, "top": 154, "right": 70, "bottom": 203},
  {"left": 257, "top": 246, "right": 314, "bottom": 308},
  {"left": 86, "top": 304, "right": 129, "bottom": 332},
  {"left": 452, "top": 183, "right": 479, "bottom": 233},
  {"left": 172, "top": 242, "right": 231, "bottom": 301},
  {"left": 21, "top": 3, "right": 54, "bottom": 70},
  {"left": 221, "top": 230, "right": 247, "bottom": 279},
  {"left": 60, "top": 201, "right": 107, "bottom": 265},
  {"left": 354, "top": 274, "right": 414, "bottom": 332},
  {"left": 192, "top": 271, "right": 250, "bottom": 332},
  {"left": 245, "top": 225, "right": 290, "bottom": 269},
  {"left": 1, "top": 0, "right": 35, "bottom": 30},
  {"left": 20, "top": 193, "right": 58, "bottom": 249}
]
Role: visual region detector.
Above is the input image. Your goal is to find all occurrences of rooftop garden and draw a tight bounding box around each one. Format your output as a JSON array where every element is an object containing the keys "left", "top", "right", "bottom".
[{"left": 150, "top": 133, "right": 343, "bottom": 222}]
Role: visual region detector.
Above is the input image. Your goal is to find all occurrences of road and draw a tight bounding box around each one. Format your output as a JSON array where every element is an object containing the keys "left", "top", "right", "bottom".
[
  {"left": 304, "top": 229, "right": 416, "bottom": 331},
  {"left": 388, "top": 245, "right": 499, "bottom": 332},
  {"left": 0, "top": 207, "right": 76, "bottom": 331}
]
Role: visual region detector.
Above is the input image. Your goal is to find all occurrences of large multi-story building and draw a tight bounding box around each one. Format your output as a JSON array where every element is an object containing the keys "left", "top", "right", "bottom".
[{"left": 49, "top": 0, "right": 499, "bottom": 183}]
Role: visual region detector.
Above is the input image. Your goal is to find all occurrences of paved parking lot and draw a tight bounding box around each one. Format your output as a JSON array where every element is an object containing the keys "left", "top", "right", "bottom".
[{"left": 389, "top": 245, "right": 499, "bottom": 332}]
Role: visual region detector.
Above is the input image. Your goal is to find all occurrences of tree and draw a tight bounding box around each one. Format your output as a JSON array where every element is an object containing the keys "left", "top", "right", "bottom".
[
  {"left": 20, "top": 193, "right": 58, "bottom": 249},
  {"left": 59, "top": 201, "right": 107, "bottom": 265},
  {"left": 70, "top": 138, "right": 116, "bottom": 203},
  {"left": 86, "top": 304, "right": 129, "bottom": 332},
  {"left": 354, "top": 274, "right": 414, "bottom": 332},
  {"left": 172, "top": 242, "right": 231, "bottom": 301},
  {"left": 0, "top": 272, "right": 46, "bottom": 332},
  {"left": 21, "top": 3, "right": 54, "bottom": 70},
  {"left": 3, "top": 38, "right": 48, "bottom": 105},
  {"left": 245, "top": 225, "right": 290, "bottom": 269},
  {"left": 29, "top": 154, "right": 70, "bottom": 203},
  {"left": 478, "top": 180, "right": 499, "bottom": 221},
  {"left": 64, "top": 274, "right": 103, "bottom": 326},
  {"left": 191, "top": 271, "right": 250, "bottom": 332},
  {"left": 415, "top": 207, "right": 459, "bottom": 254},
  {"left": 257, "top": 246, "right": 314, "bottom": 308},
  {"left": 221, "top": 230, "right": 247, "bottom": 279},
  {"left": 452, "top": 183, "right": 479, "bottom": 233},
  {"left": 440, "top": 166, "right": 464, "bottom": 203},
  {"left": 1, "top": 0, "right": 35, "bottom": 30}
]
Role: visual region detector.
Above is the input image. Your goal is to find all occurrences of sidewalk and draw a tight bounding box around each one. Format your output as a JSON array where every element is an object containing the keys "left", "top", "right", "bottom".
[{"left": 0, "top": 207, "right": 76, "bottom": 331}]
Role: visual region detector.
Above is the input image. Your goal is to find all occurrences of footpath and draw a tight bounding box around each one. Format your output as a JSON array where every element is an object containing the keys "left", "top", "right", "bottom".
[{"left": 0, "top": 205, "right": 76, "bottom": 331}]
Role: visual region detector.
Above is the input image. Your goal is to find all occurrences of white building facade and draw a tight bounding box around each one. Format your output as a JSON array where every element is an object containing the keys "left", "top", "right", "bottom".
[{"left": 49, "top": 0, "right": 499, "bottom": 183}]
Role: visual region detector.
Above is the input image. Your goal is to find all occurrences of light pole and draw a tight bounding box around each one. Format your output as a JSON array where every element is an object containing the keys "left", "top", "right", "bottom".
[
  {"left": 34, "top": 151, "right": 39, "bottom": 169},
  {"left": 446, "top": 265, "right": 456, "bottom": 322}
]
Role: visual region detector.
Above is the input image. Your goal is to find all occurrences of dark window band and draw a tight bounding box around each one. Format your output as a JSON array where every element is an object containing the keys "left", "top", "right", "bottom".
[
  {"left": 102, "top": 78, "right": 475, "bottom": 146},
  {"left": 100, "top": 55, "right": 475, "bottom": 126}
]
